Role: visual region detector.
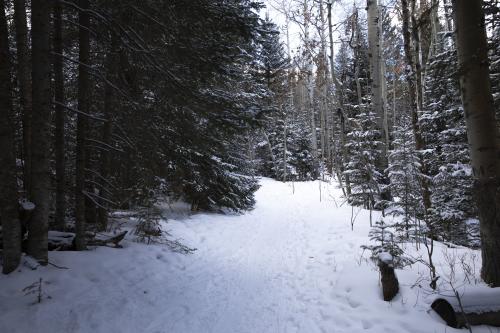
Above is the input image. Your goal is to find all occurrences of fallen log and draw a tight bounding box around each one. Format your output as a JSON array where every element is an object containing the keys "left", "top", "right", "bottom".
[
  {"left": 48, "top": 230, "right": 128, "bottom": 250},
  {"left": 88, "top": 231, "right": 128, "bottom": 248},
  {"left": 431, "top": 287, "right": 500, "bottom": 328},
  {"left": 48, "top": 231, "right": 75, "bottom": 251}
]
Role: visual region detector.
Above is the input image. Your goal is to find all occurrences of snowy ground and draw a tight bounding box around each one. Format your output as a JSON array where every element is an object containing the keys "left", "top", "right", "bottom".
[{"left": 1, "top": 178, "right": 498, "bottom": 333}]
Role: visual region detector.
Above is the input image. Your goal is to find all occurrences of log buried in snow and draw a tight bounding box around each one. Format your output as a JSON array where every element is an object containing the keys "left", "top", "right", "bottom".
[{"left": 431, "top": 287, "right": 500, "bottom": 328}]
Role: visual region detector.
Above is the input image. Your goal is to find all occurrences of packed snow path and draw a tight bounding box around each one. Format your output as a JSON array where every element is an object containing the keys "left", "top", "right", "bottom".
[{"left": 1, "top": 179, "right": 492, "bottom": 333}]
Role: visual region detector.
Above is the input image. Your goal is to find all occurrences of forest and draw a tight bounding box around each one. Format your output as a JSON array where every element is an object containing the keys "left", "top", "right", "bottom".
[{"left": 0, "top": 0, "right": 499, "bottom": 332}]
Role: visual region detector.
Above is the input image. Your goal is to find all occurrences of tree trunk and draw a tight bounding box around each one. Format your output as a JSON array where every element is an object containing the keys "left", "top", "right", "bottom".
[
  {"left": 303, "top": 0, "right": 318, "bottom": 172},
  {"left": 410, "top": 0, "right": 425, "bottom": 114},
  {"left": 97, "top": 35, "right": 119, "bottom": 231},
  {"left": 452, "top": 0, "right": 500, "bottom": 287},
  {"left": 29, "top": 0, "right": 52, "bottom": 264},
  {"left": 366, "top": 0, "right": 388, "bottom": 172},
  {"left": 442, "top": 0, "right": 453, "bottom": 32},
  {"left": 0, "top": 0, "right": 22, "bottom": 274},
  {"left": 75, "top": 0, "right": 90, "bottom": 250},
  {"left": 54, "top": 0, "right": 66, "bottom": 231},
  {"left": 13, "top": 0, "right": 32, "bottom": 198},
  {"left": 401, "top": 0, "right": 432, "bottom": 215}
]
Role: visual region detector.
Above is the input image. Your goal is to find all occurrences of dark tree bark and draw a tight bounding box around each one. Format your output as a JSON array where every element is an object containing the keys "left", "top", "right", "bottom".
[
  {"left": 98, "top": 34, "right": 119, "bottom": 231},
  {"left": 29, "top": 0, "right": 52, "bottom": 264},
  {"left": 452, "top": 0, "right": 500, "bottom": 287},
  {"left": 75, "top": 0, "right": 90, "bottom": 250},
  {"left": 13, "top": 0, "right": 32, "bottom": 198},
  {"left": 54, "top": 0, "right": 66, "bottom": 231},
  {"left": 378, "top": 259, "right": 399, "bottom": 301},
  {"left": 0, "top": 0, "right": 22, "bottom": 274}
]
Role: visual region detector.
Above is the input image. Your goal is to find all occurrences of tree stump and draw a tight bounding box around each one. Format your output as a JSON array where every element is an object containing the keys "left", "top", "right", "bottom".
[{"left": 378, "top": 252, "right": 399, "bottom": 301}]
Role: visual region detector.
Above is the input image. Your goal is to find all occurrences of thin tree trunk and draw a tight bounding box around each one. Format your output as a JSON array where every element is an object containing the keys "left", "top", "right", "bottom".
[
  {"left": 75, "top": 0, "right": 90, "bottom": 250},
  {"left": 29, "top": 0, "right": 52, "bottom": 264},
  {"left": 303, "top": 0, "right": 318, "bottom": 171},
  {"left": 13, "top": 0, "right": 32, "bottom": 198},
  {"left": 54, "top": 0, "right": 66, "bottom": 231},
  {"left": 318, "top": 0, "right": 329, "bottom": 169},
  {"left": 0, "top": 0, "right": 22, "bottom": 274},
  {"left": 328, "top": 1, "right": 350, "bottom": 195},
  {"left": 411, "top": 0, "right": 425, "bottom": 114},
  {"left": 401, "top": 0, "right": 432, "bottom": 215},
  {"left": 283, "top": 111, "right": 288, "bottom": 182},
  {"left": 442, "top": 0, "right": 453, "bottom": 32},
  {"left": 452, "top": 0, "right": 500, "bottom": 287}
]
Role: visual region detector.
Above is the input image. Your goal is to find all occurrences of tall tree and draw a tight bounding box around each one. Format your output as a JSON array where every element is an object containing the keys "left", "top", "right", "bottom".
[
  {"left": 97, "top": 31, "right": 120, "bottom": 231},
  {"left": 401, "top": 0, "right": 432, "bottom": 215},
  {"left": 54, "top": 0, "right": 66, "bottom": 230},
  {"left": 452, "top": 0, "right": 500, "bottom": 286},
  {"left": 13, "top": 0, "right": 32, "bottom": 197},
  {"left": 0, "top": 0, "right": 22, "bottom": 274},
  {"left": 29, "top": 0, "right": 52, "bottom": 264},
  {"left": 75, "top": 0, "right": 90, "bottom": 250},
  {"left": 366, "top": 0, "right": 388, "bottom": 174}
]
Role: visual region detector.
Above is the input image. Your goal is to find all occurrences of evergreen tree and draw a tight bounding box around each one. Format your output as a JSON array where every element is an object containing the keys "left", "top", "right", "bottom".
[
  {"left": 420, "top": 32, "right": 476, "bottom": 246},
  {"left": 254, "top": 16, "right": 291, "bottom": 180},
  {"left": 387, "top": 119, "right": 423, "bottom": 239}
]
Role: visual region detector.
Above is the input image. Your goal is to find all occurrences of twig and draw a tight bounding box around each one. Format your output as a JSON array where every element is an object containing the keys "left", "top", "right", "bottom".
[{"left": 48, "top": 262, "right": 69, "bottom": 270}]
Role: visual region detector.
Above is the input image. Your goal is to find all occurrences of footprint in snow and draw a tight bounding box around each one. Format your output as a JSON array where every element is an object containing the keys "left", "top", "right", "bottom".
[
  {"left": 347, "top": 297, "right": 361, "bottom": 308},
  {"left": 361, "top": 319, "right": 373, "bottom": 329}
]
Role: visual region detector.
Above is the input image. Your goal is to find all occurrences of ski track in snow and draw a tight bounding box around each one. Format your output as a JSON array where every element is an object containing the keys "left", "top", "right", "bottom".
[{"left": 1, "top": 178, "right": 498, "bottom": 333}]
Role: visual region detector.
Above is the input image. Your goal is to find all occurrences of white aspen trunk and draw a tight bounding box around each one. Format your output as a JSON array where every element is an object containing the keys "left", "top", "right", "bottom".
[
  {"left": 327, "top": 0, "right": 349, "bottom": 194},
  {"left": 319, "top": 0, "right": 332, "bottom": 171},
  {"left": 283, "top": 17, "right": 294, "bottom": 182},
  {"left": 352, "top": 8, "right": 363, "bottom": 107},
  {"left": 283, "top": 112, "right": 288, "bottom": 182},
  {"left": 366, "top": 0, "right": 388, "bottom": 168},
  {"left": 392, "top": 73, "right": 397, "bottom": 125},
  {"left": 379, "top": 10, "right": 390, "bottom": 149},
  {"left": 303, "top": 0, "right": 318, "bottom": 166},
  {"left": 452, "top": 0, "right": 500, "bottom": 287}
]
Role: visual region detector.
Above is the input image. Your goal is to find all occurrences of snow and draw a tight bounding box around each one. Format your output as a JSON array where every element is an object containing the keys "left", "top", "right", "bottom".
[
  {"left": 19, "top": 198, "right": 35, "bottom": 211},
  {"left": 1, "top": 178, "right": 499, "bottom": 333},
  {"left": 378, "top": 252, "right": 393, "bottom": 265}
]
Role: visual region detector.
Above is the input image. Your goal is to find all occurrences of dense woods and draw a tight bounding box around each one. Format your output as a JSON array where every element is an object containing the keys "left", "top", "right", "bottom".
[{"left": 0, "top": 0, "right": 498, "bottom": 292}]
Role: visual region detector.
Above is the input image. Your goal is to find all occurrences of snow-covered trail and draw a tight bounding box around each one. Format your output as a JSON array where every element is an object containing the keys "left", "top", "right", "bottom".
[
  {"left": 164, "top": 179, "right": 376, "bottom": 333},
  {"left": 1, "top": 179, "right": 489, "bottom": 333}
]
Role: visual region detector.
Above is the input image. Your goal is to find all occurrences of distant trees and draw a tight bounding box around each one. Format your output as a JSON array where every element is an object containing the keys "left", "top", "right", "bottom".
[{"left": 264, "top": 0, "right": 499, "bottom": 287}]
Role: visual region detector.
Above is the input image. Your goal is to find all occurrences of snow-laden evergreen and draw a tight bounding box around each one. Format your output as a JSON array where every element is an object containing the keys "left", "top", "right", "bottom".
[{"left": 420, "top": 32, "right": 477, "bottom": 246}]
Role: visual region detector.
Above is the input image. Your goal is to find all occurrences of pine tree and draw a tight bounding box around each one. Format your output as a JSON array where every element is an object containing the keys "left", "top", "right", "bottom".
[
  {"left": 255, "top": 16, "right": 292, "bottom": 180},
  {"left": 387, "top": 119, "right": 423, "bottom": 239},
  {"left": 420, "top": 31, "right": 476, "bottom": 246}
]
